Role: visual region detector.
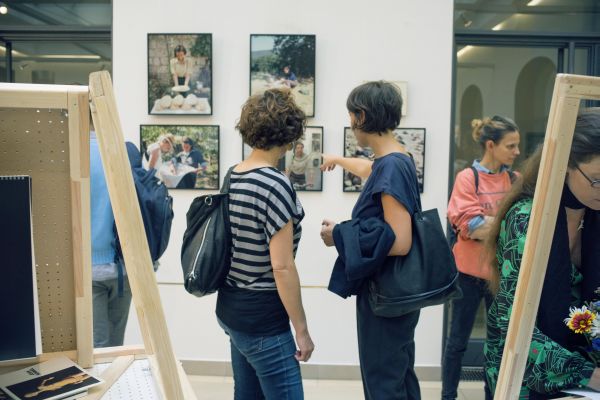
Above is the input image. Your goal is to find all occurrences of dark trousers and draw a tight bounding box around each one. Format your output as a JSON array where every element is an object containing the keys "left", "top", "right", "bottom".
[
  {"left": 92, "top": 276, "right": 132, "bottom": 348},
  {"left": 357, "top": 288, "right": 421, "bottom": 400},
  {"left": 441, "top": 273, "right": 494, "bottom": 400}
]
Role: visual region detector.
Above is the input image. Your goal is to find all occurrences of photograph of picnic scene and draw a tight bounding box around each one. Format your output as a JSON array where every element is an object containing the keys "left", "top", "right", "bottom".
[{"left": 140, "top": 125, "right": 219, "bottom": 190}]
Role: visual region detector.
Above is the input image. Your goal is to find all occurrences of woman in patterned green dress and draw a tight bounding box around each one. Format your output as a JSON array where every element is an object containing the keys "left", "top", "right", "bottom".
[{"left": 484, "top": 111, "right": 600, "bottom": 399}]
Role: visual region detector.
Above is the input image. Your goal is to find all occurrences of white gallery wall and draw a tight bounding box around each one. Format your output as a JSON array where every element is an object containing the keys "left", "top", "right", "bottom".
[{"left": 113, "top": 0, "right": 454, "bottom": 370}]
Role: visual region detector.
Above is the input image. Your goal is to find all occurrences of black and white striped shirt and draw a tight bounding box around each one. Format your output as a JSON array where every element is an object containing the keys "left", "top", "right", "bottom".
[{"left": 225, "top": 167, "right": 304, "bottom": 290}]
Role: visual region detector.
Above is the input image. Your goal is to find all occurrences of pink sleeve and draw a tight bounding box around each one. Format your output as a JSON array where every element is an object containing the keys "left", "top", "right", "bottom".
[{"left": 447, "top": 168, "right": 483, "bottom": 239}]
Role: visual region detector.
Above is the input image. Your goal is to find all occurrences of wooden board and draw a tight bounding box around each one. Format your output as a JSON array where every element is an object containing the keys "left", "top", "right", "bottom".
[{"left": 0, "top": 84, "right": 92, "bottom": 367}]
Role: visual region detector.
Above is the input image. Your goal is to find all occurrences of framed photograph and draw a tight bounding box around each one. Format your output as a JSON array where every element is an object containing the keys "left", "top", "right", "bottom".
[
  {"left": 147, "top": 33, "right": 212, "bottom": 115},
  {"left": 250, "top": 34, "right": 316, "bottom": 117},
  {"left": 242, "top": 126, "right": 323, "bottom": 191},
  {"left": 343, "top": 127, "right": 372, "bottom": 192},
  {"left": 140, "top": 125, "right": 219, "bottom": 190},
  {"left": 343, "top": 127, "right": 426, "bottom": 192},
  {"left": 394, "top": 128, "right": 426, "bottom": 192}
]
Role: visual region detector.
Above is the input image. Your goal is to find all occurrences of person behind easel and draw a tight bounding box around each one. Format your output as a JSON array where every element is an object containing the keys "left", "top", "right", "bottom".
[
  {"left": 485, "top": 111, "right": 600, "bottom": 399},
  {"left": 90, "top": 120, "right": 132, "bottom": 348}
]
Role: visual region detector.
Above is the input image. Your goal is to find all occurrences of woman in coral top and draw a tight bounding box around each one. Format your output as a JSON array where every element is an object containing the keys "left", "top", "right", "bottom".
[{"left": 442, "top": 116, "right": 520, "bottom": 400}]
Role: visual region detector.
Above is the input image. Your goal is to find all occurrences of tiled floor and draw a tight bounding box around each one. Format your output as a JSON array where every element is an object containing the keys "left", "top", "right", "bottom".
[{"left": 188, "top": 375, "right": 486, "bottom": 399}]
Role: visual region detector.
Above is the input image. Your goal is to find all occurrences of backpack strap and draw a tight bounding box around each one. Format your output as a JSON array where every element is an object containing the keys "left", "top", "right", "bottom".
[
  {"left": 220, "top": 166, "right": 236, "bottom": 194},
  {"left": 469, "top": 166, "right": 480, "bottom": 194},
  {"left": 470, "top": 166, "right": 516, "bottom": 193}
]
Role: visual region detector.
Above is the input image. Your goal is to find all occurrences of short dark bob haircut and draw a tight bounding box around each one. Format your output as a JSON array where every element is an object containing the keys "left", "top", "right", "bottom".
[
  {"left": 346, "top": 81, "right": 403, "bottom": 134},
  {"left": 236, "top": 88, "right": 306, "bottom": 150},
  {"left": 173, "top": 45, "right": 187, "bottom": 57}
]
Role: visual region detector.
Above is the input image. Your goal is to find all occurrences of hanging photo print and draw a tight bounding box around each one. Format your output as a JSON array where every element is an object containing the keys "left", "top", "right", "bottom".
[
  {"left": 250, "top": 34, "right": 316, "bottom": 117},
  {"left": 242, "top": 126, "right": 323, "bottom": 191},
  {"left": 343, "top": 127, "right": 425, "bottom": 192},
  {"left": 147, "top": 33, "right": 212, "bottom": 115},
  {"left": 140, "top": 125, "right": 219, "bottom": 190}
]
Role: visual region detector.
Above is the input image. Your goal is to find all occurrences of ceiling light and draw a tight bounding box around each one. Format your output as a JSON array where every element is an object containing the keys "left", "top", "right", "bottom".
[
  {"left": 527, "top": 0, "right": 543, "bottom": 6},
  {"left": 492, "top": 23, "right": 504, "bottom": 31},
  {"left": 37, "top": 54, "right": 101, "bottom": 60},
  {"left": 459, "top": 12, "right": 472, "bottom": 28},
  {"left": 0, "top": 3, "right": 8, "bottom": 14},
  {"left": 457, "top": 45, "right": 473, "bottom": 59}
]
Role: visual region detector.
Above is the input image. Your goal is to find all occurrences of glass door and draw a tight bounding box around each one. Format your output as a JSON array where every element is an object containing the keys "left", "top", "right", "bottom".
[{"left": 448, "top": 42, "right": 592, "bottom": 368}]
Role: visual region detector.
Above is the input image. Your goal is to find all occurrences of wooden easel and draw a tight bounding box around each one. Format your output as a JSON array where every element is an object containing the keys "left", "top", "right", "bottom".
[
  {"left": 0, "top": 72, "right": 196, "bottom": 399},
  {"left": 495, "top": 74, "right": 600, "bottom": 399}
]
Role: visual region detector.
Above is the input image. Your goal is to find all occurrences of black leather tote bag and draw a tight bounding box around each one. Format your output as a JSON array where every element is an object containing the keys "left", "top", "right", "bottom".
[
  {"left": 181, "top": 167, "right": 234, "bottom": 297},
  {"left": 368, "top": 206, "right": 462, "bottom": 317}
]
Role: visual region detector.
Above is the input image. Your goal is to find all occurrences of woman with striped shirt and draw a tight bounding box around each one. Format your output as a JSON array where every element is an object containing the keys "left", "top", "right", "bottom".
[{"left": 216, "top": 88, "right": 314, "bottom": 399}]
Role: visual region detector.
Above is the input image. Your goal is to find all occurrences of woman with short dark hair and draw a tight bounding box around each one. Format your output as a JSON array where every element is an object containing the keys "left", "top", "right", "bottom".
[
  {"left": 217, "top": 88, "right": 314, "bottom": 399},
  {"left": 320, "top": 81, "right": 422, "bottom": 399}
]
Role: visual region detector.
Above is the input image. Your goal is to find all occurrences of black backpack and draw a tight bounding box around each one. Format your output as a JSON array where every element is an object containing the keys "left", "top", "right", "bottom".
[
  {"left": 447, "top": 166, "right": 517, "bottom": 247},
  {"left": 115, "top": 142, "right": 174, "bottom": 264},
  {"left": 181, "top": 167, "right": 234, "bottom": 297}
]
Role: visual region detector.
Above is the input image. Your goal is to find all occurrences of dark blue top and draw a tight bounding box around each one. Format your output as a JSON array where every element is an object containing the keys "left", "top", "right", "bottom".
[
  {"left": 283, "top": 71, "right": 297, "bottom": 81},
  {"left": 179, "top": 149, "right": 205, "bottom": 168},
  {"left": 352, "top": 152, "right": 421, "bottom": 220},
  {"left": 328, "top": 217, "right": 395, "bottom": 298}
]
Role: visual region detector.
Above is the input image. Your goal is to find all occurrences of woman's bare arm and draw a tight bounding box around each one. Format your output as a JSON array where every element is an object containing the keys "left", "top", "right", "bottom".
[
  {"left": 270, "top": 222, "right": 314, "bottom": 362},
  {"left": 320, "top": 154, "right": 373, "bottom": 178}
]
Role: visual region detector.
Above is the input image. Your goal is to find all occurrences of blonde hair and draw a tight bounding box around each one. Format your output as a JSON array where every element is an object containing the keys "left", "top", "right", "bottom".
[{"left": 157, "top": 134, "right": 175, "bottom": 155}]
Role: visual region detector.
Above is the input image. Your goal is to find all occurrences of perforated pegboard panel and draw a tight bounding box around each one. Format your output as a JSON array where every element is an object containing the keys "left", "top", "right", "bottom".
[
  {"left": 0, "top": 107, "right": 76, "bottom": 353},
  {"left": 90, "top": 360, "right": 161, "bottom": 399}
]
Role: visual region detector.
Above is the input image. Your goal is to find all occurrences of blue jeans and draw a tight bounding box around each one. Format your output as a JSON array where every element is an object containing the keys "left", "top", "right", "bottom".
[
  {"left": 441, "top": 273, "right": 493, "bottom": 400},
  {"left": 92, "top": 276, "right": 132, "bottom": 348},
  {"left": 218, "top": 319, "right": 303, "bottom": 400}
]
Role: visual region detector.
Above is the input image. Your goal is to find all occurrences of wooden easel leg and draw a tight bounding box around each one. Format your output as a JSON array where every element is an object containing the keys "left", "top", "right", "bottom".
[
  {"left": 84, "top": 355, "right": 135, "bottom": 400},
  {"left": 89, "top": 71, "right": 194, "bottom": 400}
]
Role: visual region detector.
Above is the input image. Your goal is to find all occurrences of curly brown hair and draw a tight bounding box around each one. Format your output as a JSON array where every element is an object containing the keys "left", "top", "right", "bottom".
[{"left": 236, "top": 88, "right": 306, "bottom": 150}]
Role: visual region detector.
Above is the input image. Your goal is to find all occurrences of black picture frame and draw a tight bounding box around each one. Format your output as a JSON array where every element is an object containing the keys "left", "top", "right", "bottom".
[
  {"left": 249, "top": 34, "right": 316, "bottom": 117},
  {"left": 140, "top": 125, "right": 220, "bottom": 190},
  {"left": 147, "top": 33, "right": 213, "bottom": 115},
  {"left": 242, "top": 126, "right": 324, "bottom": 192},
  {"left": 343, "top": 127, "right": 426, "bottom": 193}
]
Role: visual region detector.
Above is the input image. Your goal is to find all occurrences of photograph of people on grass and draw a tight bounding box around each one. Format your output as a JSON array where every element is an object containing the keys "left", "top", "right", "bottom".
[
  {"left": 147, "top": 33, "right": 212, "bottom": 115},
  {"left": 250, "top": 34, "right": 316, "bottom": 117},
  {"left": 140, "top": 125, "right": 219, "bottom": 190}
]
